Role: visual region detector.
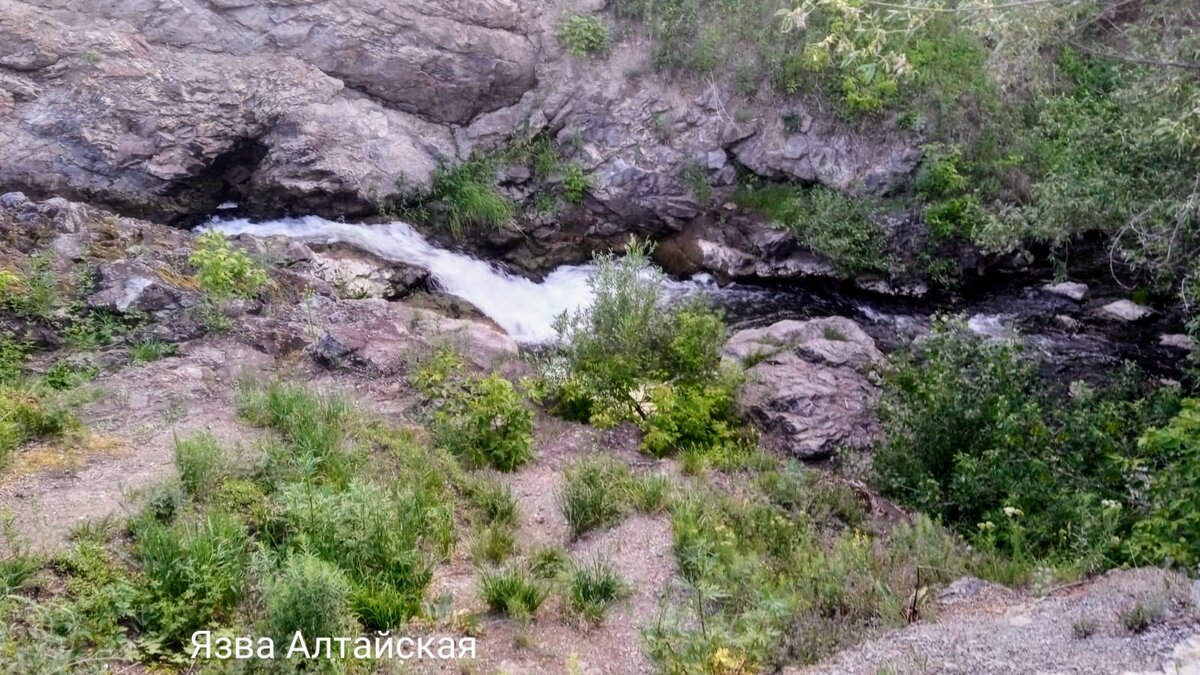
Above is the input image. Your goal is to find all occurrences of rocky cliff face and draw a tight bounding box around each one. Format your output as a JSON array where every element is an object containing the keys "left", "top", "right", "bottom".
[{"left": 0, "top": 0, "right": 919, "bottom": 262}]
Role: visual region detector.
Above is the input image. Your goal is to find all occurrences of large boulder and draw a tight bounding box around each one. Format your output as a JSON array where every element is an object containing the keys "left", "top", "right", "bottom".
[{"left": 726, "top": 317, "right": 883, "bottom": 460}]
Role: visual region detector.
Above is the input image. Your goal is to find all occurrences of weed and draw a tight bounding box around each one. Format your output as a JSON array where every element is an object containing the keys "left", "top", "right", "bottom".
[
  {"left": 1072, "top": 618, "right": 1097, "bottom": 639},
  {"left": 562, "top": 162, "right": 592, "bottom": 204},
  {"left": 173, "top": 432, "right": 226, "bottom": 501},
  {"left": 479, "top": 564, "right": 548, "bottom": 619},
  {"left": 263, "top": 552, "right": 352, "bottom": 644},
  {"left": 559, "top": 457, "right": 631, "bottom": 540},
  {"left": 190, "top": 231, "right": 268, "bottom": 301},
  {"left": 558, "top": 15, "right": 611, "bottom": 57},
  {"left": 130, "top": 340, "right": 178, "bottom": 364},
  {"left": 1119, "top": 595, "right": 1167, "bottom": 634},
  {"left": 565, "top": 557, "right": 626, "bottom": 625}
]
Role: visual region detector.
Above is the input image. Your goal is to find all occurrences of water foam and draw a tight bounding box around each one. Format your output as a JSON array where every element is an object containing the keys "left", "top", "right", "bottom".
[{"left": 202, "top": 215, "right": 709, "bottom": 343}]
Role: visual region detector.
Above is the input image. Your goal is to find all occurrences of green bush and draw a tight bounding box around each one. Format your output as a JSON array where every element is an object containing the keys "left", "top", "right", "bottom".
[
  {"left": 417, "top": 352, "right": 533, "bottom": 471},
  {"left": 558, "top": 15, "right": 610, "bottom": 57},
  {"left": 565, "top": 557, "right": 626, "bottom": 625},
  {"left": 263, "top": 553, "right": 352, "bottom": 644},
  {"left": 237, "top": 380, "right": 355, "bottom": 485},
  {"left": 190, "top": 231, "right": 268, "bottom": 301},
  {"left": 736, "top": 184, "right": 888, "bottom": 275},
  {"left": 559, "top": 457, "right": 632, "bottom": 540},
  {"left": 0, "top": 334, "right": 27, "bottom": 384},
  {"left": 133, "top": 511, "right": 248, "bottom": 647},
  {"left": 540, "top": 240, "right": 744, "bottom": 462},
  {"left": 478, "top": 564, "right": 548, "bottom": 619},
  {"left": 874, "top": 318, "right": 1181, "bottom": 567},
  {"left": 463, "top": 477, "right": 519, "bottom": 528},
  {"left": 562, "top": 162, "right": 592, "bottom": 204},
  {"left": 1128, "top": 399, "right": 1200, "bottom": 568},
  {"left": 130, "top": 340, "right": 178, "bottom": 364}
]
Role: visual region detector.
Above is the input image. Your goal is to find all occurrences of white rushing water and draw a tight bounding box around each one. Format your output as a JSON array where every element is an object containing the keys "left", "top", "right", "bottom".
[{"left": 203, "top": 215, "right": 713, "bottom": 343}]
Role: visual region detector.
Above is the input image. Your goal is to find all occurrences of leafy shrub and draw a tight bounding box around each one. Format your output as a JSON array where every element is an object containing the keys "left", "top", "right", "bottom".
[
  {"left": 528, "top": 546, "right": 569, "bottom": 579},
  {"left": 639, "top": 378, "right": 745, "bottom": 459},
  {"left": 470, "top": 525, "right": 516, "bottom": 565},
  {"left": 263, "top": 553, "right": 352, "bottom": 644},
  {"left": 540, "top": 240, "right": 745, "bottom": 461},
  {"left": 558, "top": 15, "right": 610, "bottom": 57},
  {"left": 42, "top": 359, "right": 96, "bottom": 390},
  {"left": 417, "top": 352, "right": 534, "bottom": 472},
  {"left": 875, "top": 317, "right": 1181, "bottom": 566},
  {"left": 562, "top": 162, "right": 592, "bottom": 204},
  {"left": 565, "top": 557, "right": 626, "bottom": 625},
  {"left": 559, "top": 457, "right": 631, "bottom": 540},
  {"left": 479, "top": 564, "right": 548, "bottom": 619},
  {"left": 133, "top": 511, "right": 248, "bottom": 647},
  {"left": 736, "top": 184, "right": 888, "bottom": 275},
  {"left": 1128, "top": 399, "right": 1200, "bottom": 568},
  {"left": 1119, "top": 594, "right": 1167, "bottom": 634},
  {"left": 174, "top": 432, "right": 226, "bottom": 500},
  {"left": 237, "top": 380, "right": 354, "bottom": 485},
  {"left": 0, "top": 253, "right": 60, "bottom": 319},
  {"left": 190, "top": 231, "right": 268, "bottom": 301}
]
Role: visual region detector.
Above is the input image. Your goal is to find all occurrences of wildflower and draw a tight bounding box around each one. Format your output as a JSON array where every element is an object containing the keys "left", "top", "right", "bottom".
[
  {"left": 977, "top": 521, "right": 996, "bottom": 532},
  {"left": 1101, "top": 499, "right": 1122, "bottom": 511},
  {"left": 1002, "top": 506, "right": 1024, "bottom": 519}
]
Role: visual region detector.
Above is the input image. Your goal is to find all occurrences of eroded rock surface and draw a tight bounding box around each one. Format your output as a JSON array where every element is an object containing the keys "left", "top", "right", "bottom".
[
  {"left": 0, "top": 0, "right": 919, "bottom": 270},
  {"left": 725, "top": 317, "right": 883, "bottom": 460}
]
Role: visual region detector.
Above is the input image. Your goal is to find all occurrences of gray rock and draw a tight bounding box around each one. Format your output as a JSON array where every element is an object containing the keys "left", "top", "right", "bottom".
[
  {"left": 0, "top": 192, "right": 26, "bottom": 208},
  {"left": 726, "top": 318, "right": 883, "bottom": 460},
  {"left": 1043, "top": 281, "right": 1089, "bottom": 302},
  {"left": 1098, "top": 299, "right": 1154, "bottom": 322},
  {"left": 1159, "top": 334, "right": 1196, "bottom": 351},
  {"left": 86, "top": 261, "right": 195, "bottom": 313}
]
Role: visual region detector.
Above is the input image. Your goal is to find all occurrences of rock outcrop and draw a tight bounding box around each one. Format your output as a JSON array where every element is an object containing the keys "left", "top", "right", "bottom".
[
  {"left": 725, "top": 317, "right": 883, "bottom": 460},
  {"left": 0, "top": 0, "right": 920, "bottom": 268}
]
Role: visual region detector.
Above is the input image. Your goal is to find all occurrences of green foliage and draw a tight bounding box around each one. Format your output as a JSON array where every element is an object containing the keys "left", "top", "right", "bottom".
[
  {"left": 427, "top": 157, "right": 515, "bottom": 237},
  {"left": 417, "top": 351, "right": 534, "bottom": 472},
  {"left": 875, "top": 318, "right": 1182, "bottom": 568},
  {"left": 479, "top": 564, "right": 548, "bottom": 619},
  {"left": 539, "top": 240, "right": 747, "bottom": 462},
  {"left": 564, "top": 557, "right": 626, "bottom": 624},
  {"left": 236, "top": 379, "right": 355, "bottom": 485},
  {"left": 173, "top": 432, "right": 226, "bottom": 501},
  {"left": 647, "top": 474, "right": 974, "bottom": 672},
  {"left": 0, "top": 383, "right": 77, "bottom": 467},
  {"left": 1128, "top": 399, "right": 1200, "bottom": 568},
  {"left": 132, "top": 511, "right": 248, "bottom": 648},
  {"left": 0, "top": 334, "right": 27, "bottom": 384},
  {"left": 559, "top": 457, "right": 632, "bottom": 540},
  {"left": 0, "top": 253, "right": 60, "bottom": 320},
  {"left": 129, "top": 340, "right": 178, "bottom": 364},
  {"left": 558, "top": 15, "right": 611, "bottom": 57},
  {"left": 275, "top": 480, "right": 435, "bottom": 630},
  {"left": 463, "top": 477, "right": 519, "bottom": 528},
  {"left": 736, "top": 183, "right": 889, "bottom": 275},
  {"left": 189, "top": 231, "right": 268, "bottom": 301},
  {"left": 1119, "top": 594, "right": 1167, "bottom": 634},
  {"left": 42, "top": 359, "right": 96, "bottom": 390},
  {"left": 562, "top": 162, "right": 592, "bottom": 204},
  {"left": 263, "top": 553, "right": 352, "bottom": 644}
]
